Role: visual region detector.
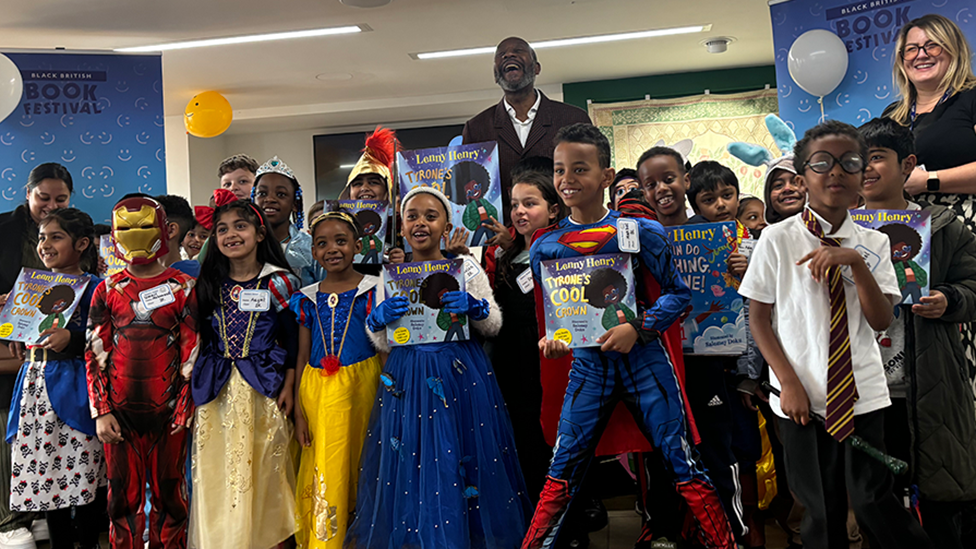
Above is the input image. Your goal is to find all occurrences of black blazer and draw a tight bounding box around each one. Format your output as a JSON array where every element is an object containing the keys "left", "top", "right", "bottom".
[
  {"left": 462, "top": 91, "right": 591, "bottom": 224},
  {"left": 0, "top": 205, "right": 33, "bottom": 294}
]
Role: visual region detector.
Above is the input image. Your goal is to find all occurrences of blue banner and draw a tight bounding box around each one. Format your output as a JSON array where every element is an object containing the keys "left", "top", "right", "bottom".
[
  {"left": 770, "top": 0, "right": 976, "bottom": 134},
  {"left": 0, "top": 52, "right": 165, "bottom": 223}
]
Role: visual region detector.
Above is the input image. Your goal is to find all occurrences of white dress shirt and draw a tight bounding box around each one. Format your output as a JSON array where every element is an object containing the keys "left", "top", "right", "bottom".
[
  {"left": 504, "top": 90, "right": 541, "bottom": 147},
  {"left": 738, "top": 206, "right": 900, "bottom": 419}
]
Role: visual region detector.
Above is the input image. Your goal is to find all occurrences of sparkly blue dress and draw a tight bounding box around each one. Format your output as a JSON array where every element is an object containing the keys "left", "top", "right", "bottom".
[{"left": 345, "top": 258, "right": 530, "bottom": 549}]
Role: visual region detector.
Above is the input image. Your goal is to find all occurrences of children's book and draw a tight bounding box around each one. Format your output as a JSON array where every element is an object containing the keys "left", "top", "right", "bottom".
[
  {"left": 382, "top": 259, "right": 467, "bottom": 346},
  {"left": 850, "top": 209, "right": 931, "bottom": 305},
  {"left": 0, "top": 268, "right": 91, "bottom": 344},
  {"left": 396, "top": 141, "right": 502, "bottom": 247},
  {"left": 667, "top": 222, "right": 745, "bottom": 355},
  {"left": 99, "top": 235, "right": 126, "bottom": 277},
  {"left": 326, "top": 200, "right": 390, "bottom": 264},
  {"left": 539, "top": 253, "right": 637, "bottom": 349}
]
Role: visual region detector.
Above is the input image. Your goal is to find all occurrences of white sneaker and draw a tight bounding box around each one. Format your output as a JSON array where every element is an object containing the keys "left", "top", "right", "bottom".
[{"left": 0, "top": 527, "right": 37, "bottom": 549}]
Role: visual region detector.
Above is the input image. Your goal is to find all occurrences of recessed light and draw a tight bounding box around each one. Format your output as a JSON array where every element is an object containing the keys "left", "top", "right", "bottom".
[
  {"left": 701, "top": 36, "right": 735, "bottom": 54},
  {"left": 339, "top": 164, "right": 356, "bottom": 168},
  {"left": 115, "top": 25, "right": 366, "bottom": 53},
  {"left": 340, "top": 0, "right": 392, "bottom": 7},
  {"left": 315, "top": 73, "right": 354, "bottom": 82},
  {"left": 413, "top": 25, "right": 712, "bottom": 60}
]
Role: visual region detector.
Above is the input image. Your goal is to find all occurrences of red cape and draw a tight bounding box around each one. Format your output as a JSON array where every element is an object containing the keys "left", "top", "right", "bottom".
[{"left": 533, "top": 218, "right": 699, "bottom": 456}]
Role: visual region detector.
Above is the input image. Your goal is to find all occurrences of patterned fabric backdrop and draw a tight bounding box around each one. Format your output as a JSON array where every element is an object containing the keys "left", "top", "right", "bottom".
[{"left": 588, "top": 89, "right": 779, "bottom": 199}]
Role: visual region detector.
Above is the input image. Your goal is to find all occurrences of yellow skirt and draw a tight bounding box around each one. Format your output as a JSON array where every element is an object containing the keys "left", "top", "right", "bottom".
[
  {"left": 189, "top": 368, "right": 297, "bottom": 549},
  {"left": 296, "top": 355, "right": 382, "bottom": 549}
]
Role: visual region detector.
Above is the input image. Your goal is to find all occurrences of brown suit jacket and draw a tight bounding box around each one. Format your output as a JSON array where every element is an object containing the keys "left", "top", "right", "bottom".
[{"left": 462, "top": 91, "right": 591, "bottom": 224}]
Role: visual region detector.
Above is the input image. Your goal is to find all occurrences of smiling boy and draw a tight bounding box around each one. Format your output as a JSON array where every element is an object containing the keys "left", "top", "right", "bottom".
[
  {"left": 858, "top": 117, "right": 976, "bottom": 548},
  {"left": 523, "top": 123, "right": 734, "bottom": 549}
]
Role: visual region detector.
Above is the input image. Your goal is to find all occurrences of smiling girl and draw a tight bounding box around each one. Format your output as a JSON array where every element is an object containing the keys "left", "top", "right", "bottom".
[
  {"left": 290, "top": 211, "right": 382, "bottom": 549},
  {"left": 346, "top": 186, "right": 530, "bottom": 549},
  {"left": 6, "top": 208, "right": 103, "bottom": 549},
  {"left": 252, "top": 155, "right": 324, "bottom": 286},
  {"left": 191, "top": 197, "right": 300, "bottom": 549}
]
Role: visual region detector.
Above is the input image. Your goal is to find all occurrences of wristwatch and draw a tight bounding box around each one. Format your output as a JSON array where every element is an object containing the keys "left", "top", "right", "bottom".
[{"left": 927, "top": 170, "right": 941, "bottom": 192}]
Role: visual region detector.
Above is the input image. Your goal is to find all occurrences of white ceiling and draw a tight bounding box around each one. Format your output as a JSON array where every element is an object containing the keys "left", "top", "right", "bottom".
[{"left": 0, "top": 0, "right": 778, "bottom": 134}]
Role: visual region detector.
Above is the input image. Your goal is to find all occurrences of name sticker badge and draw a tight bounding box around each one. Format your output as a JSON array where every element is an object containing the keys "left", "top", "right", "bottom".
[
  {"left": 617, "top": 218, "right": 640, "bottom": 253},
  {"left": 239, "top": 289, "right": 271, "bottom": 312},
  {"left": 463, "top": 257, "right": 480, "bottom": 282},
  {"left": 738, "top": 239, "right": 757, "bottom": 259},
  {"left": 842, "top": 244, "right": 882, "bottom": 285},
  {"left": 139, "top": 284, "right": 175, "bottom": 311},
  {"left": 516, "top": 268, "right": 534, "bottom": 294}
]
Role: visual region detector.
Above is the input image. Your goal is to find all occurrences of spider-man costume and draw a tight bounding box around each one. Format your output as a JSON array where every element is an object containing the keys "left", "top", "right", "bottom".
[
  {"left": 523, "top": 210, "right": 735, "bottom": 549},
  {"left": 86, "top": 268, "right": 199, "bottom": 549}
]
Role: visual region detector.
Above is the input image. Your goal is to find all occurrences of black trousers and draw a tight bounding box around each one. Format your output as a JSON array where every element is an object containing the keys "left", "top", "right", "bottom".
[
  {"left": 685, "top": 356, "right": 746, "bottom": 538},
  {"left": 778, "top": 409, "right": 932, "bottom": 549}
]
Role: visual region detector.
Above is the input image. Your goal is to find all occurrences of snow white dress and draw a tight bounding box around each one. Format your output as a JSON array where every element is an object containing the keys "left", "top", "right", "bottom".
[
  {"left": 345, "top": 256, "right": 530, "bottom": 549},
  {"left": 189, "top": 264, "right": 299, "bottom": 549},
  {"left": 288, "top": 275, "right": 382, "bottom": 549}
]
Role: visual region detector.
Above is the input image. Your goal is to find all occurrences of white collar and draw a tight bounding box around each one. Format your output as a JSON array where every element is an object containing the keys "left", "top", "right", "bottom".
[
  {"left": 804, "top": 205, "right": 855, "bottom": 239},
  {"left": 568, "top": 209, "right": 610, "bottom": 226},
  {"left": 504, "top": 89, "right": 541, "bottom": 120},
  {"left": 299, "top": 274, "right": 379, "bottom": 302},
  {"left": 258, "top": 263, "right": 290, "bottom": 280}
]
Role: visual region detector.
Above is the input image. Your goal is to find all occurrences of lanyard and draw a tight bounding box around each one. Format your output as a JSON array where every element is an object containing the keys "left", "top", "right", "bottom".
[{"left": 909, "top": 89, "right": 951, "bottom": 130}]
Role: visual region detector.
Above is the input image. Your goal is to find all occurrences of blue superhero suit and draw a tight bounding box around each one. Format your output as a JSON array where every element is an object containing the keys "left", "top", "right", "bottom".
[{"left": 523, "top": 211, "right": 736, "bottom": 549}]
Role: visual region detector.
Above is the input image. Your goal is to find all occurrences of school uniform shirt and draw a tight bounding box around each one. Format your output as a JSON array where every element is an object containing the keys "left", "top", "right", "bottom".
[{"left": 738, "top": 206, "right": 900, "bottom": 420}]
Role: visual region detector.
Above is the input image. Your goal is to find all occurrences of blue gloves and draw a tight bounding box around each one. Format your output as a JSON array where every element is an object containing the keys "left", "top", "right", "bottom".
[
  {"left": 441, "top": 291, "right": 489, "bottom": 321},
  {"left": 367, "top": 296, "right": 409, "bottom": 332}
]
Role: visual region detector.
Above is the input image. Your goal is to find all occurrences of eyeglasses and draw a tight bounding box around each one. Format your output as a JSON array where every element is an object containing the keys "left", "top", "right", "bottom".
[
  {"left": 902, "top": 41, "right": 943, "bottom": 61},
  {"left": 802, "top": 151, "right": 864, "bottom": 174}
]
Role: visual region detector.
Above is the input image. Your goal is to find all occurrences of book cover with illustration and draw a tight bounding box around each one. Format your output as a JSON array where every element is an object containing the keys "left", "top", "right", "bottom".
[
  {"left": 396, "top": 141, "right": 501, "bottom": 247},
  {"left": 667, "top": 221, "right": 745, "bottom": 355},
  {"left": 99, "top": 235, "right": 126, "bottom": 277},
  {"left": 539, "top": 253, "right": 637, "bottom": 349},
  {"left": 850, "top": 209, "right": 931, "bottom": 305},
  {"left": 326, "top": 200, "right": 390, "bottom": 264},
  {"left": 381, "top": 259, "right": 467, "bottom": 346},
  {"left": 0, "top": 268, "right": 91, "bottom": 344}
]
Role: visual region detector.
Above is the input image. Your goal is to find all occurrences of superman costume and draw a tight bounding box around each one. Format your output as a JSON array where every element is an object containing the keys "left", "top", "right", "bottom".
[
  {"left": 86, "top": 268, "right": 199, "bottom": 549},
  {"left": 523, "top": 210, "right": 735, "bottom": 549}
]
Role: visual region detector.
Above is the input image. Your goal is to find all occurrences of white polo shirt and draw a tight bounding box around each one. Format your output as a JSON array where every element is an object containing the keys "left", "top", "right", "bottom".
[{"left": 738, "top": 207, "right": 900, "bottom": 420}]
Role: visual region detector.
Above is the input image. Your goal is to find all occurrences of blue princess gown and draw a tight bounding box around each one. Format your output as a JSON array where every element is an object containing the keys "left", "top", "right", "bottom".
[{"left": 345, "top": 256, "right": 530, "bottom": 549}]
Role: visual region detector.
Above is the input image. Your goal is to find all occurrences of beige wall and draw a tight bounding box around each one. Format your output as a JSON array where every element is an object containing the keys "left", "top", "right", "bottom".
[{"left": 172, "top": 85, "right": 566, "bottom": 210}]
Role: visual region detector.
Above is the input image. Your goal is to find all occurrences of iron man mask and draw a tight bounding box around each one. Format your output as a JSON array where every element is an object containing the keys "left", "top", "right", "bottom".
[{"left": 112, "top": 196, "right": 169, "bottom": 264}]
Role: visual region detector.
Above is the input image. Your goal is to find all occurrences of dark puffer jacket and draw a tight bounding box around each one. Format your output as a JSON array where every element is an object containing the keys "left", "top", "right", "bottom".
[{"left": 906, "top": 202, "right": 976, "bottom": 502}]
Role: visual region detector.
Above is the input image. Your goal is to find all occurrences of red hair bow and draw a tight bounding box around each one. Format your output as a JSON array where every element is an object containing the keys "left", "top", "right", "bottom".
[{"left": 193, "top": 189, "right": 239, "bottom": 230}]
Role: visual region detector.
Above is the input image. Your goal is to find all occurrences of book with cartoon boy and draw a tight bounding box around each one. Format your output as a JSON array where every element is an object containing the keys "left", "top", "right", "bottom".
[
  {"left": 327, "top": 200, "right": 390, "bottom": 264},
  {"left": 667, "top": 221, "right": 746, "bottom": 355},
  {"left": 539, "top": 252, "right": 637, "bottom": 349},
  {"left": 381, "top": 259, "right": 467, "bottom": 346},
  {"left": 850, "top": 209, "right": 931, "bottom": 305},
  {"left": 0, "top": 268, "right": 92, "bottom": 344},
  {"left": 396, "top": 141, "right": 502, "bottom": 247}
]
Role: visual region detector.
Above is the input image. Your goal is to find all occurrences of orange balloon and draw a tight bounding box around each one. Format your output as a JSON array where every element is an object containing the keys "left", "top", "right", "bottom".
[{"left": 184, "top": 91, "right": 232, "bottom": 138}]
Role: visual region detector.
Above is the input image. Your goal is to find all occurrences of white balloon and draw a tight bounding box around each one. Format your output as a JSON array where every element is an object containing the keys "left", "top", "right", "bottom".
[
  {"left": 0, "top": 54, "right": 23, "bottom": 124},
  {"left": 788, "top": 29, "right": 849, "bottom": 98}
]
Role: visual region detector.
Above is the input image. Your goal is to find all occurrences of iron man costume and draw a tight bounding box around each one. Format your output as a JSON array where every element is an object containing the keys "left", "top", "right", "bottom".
[{"left": 86, "top": 197, "right": 199, "bottom": 549}]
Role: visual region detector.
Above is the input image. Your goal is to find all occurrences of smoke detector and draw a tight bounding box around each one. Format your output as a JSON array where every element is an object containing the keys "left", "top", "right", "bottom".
[{"left": 702, "top": 37, "right": 734, "bottom": 54}]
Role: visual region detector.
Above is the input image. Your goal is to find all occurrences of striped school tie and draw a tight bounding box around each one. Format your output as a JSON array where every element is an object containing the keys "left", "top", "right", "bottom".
[{"left": 802, "top": 209, "right": 857, "bottom": 442}]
